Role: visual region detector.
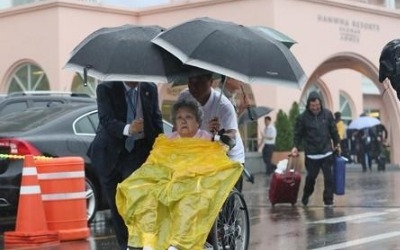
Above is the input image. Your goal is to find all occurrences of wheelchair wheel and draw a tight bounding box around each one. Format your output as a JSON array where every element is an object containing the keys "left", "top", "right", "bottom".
[{"left": 208, "top": 189, "right": 250, "bottom": 250}]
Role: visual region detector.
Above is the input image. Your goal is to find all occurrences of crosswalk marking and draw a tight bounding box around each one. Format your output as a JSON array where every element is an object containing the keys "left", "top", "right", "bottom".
[
  {"left": 309, "top": 212, "right": 387, "bottom": 224},
  {"left": 311, "top": 231, "right": 400, "bottom": 250}
]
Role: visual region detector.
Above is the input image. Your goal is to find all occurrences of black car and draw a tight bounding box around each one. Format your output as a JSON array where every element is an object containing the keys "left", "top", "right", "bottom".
[
  {"left": 0, "top": 91, "right": 95, "bottom": 117},
  {"left": 0, "top": 102, "right": 172, "bottom": 222}
]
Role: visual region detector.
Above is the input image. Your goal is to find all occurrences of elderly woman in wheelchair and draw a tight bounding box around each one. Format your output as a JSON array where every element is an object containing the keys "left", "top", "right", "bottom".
[{"left": 116, "top": 99, "right": 249, "bottom": 250}]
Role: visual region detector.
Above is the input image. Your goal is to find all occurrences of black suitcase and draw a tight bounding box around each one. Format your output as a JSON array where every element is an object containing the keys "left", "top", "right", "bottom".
[{"left": 377, "top": 154, "right": 386, "bottom": 171}]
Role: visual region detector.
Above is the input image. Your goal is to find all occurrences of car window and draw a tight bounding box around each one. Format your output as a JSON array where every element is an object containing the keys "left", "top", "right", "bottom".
[
  {"left": 73, "top": 110, "right": 173, "bottom": 135},
  {"left": 74, "top": 112, "right": 98, "bottom": 135},
  {"left": 32, "top": 100, "right": 64, "bottom": 108},
  {"left": 0, "top": 105, "right": 81, "bottom": 132},
  {"left": 0, "top": 101, "right": 28, "bottom": 116},
  {"left": 0, "top": 95, "right": 95, "bottom": 118}
]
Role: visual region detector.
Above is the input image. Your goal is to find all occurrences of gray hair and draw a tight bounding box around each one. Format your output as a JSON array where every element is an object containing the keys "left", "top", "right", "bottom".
[{"left": 171, "top": 99, "right": 204, "bottom": 126}]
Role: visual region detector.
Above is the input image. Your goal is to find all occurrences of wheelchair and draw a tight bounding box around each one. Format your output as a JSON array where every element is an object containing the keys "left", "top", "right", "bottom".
[{"left": 206, "top": 188, "right": 250, "bottom": 250}]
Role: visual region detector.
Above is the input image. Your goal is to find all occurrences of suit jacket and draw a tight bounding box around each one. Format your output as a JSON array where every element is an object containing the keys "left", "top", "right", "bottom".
[{"left": 88, "top": 81, "right": 163, "bottom": 177}]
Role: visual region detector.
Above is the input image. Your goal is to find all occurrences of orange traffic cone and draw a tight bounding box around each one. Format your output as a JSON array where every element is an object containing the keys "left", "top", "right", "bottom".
[{"left": 4, "top": 155, "right": 60, "bottom": 249}]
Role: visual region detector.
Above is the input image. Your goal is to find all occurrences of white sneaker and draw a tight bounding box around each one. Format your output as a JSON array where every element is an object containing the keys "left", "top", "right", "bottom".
[{"left": 324, "top": 203, "right": 335, "bottom": 208}]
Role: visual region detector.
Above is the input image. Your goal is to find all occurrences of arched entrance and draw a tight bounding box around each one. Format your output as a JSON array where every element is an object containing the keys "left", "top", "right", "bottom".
[{"left": 306, "top": 52, "right": 400, "bottom": 164}]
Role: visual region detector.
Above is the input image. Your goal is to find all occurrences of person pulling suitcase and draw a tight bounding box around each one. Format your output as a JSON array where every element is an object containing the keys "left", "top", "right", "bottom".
[{"left": 290, "top": 91, "right": 341, "bottom": 207}]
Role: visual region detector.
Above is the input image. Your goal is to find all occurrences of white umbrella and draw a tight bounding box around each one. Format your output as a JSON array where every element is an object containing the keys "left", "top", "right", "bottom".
[{"left": 348, "top": 116, "right": 381, "bottom": 130}]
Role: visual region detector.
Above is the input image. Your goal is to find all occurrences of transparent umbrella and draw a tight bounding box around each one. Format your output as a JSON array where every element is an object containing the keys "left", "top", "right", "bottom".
[{"left": 348, "top": 116, "right": 381, "bottom": 130}]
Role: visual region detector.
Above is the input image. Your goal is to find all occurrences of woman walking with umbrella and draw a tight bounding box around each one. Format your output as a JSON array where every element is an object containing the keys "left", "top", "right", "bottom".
[{"left": 348, "top": 115, "right": 381, "bottom": 172}]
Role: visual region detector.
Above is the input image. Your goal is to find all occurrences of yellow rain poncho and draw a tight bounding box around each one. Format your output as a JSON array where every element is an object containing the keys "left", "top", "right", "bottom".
[{"left": 116, "top": 135, "right": 242, "bottom": 250}]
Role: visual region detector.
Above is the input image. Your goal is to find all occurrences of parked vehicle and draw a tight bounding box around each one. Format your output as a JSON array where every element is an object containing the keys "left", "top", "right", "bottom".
[
  {"left": 0, "top": 91, "right": 95, "bottom": 117},
  {"left": 0, "top": 102, "right": 173, "bottom": 222}
]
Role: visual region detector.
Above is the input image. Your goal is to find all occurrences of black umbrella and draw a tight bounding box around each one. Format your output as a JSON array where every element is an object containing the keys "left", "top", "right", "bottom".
[
  {"left": 64, "top": 24, "right": 185, "bottom": 84},
  {"left": 251, "top": 26, "right": 297, "bottom": 49},
  {"left": 152, "top": 17, "right": 306, "bottom": 88},
  {"left": 238, "top": 106, "right": 273, "bottom": 125}
]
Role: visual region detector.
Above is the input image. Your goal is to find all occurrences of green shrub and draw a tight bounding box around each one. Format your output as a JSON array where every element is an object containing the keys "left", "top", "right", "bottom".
[
  {"left": 288, "top": 101, "right": 300, "bottom": 130},
  {"left": 274, "top": 102, "right": 299, "bottom": 152},
  {"left": 275, "top": 109, "right": 293, "bottom": 151}
]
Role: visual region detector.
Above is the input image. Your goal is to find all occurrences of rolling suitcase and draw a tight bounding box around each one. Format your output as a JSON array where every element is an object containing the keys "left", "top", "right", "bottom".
[
  {"left": 269, "top": 156, "right": 301, "bottom": 206},
  {"left": 377, "top": 153, "right": 386, "bottom": 171}
]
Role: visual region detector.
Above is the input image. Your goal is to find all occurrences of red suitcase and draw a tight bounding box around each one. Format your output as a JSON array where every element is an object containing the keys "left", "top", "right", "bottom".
[{"left": 269, "top": 156, "right": 301, "bottom": 206}]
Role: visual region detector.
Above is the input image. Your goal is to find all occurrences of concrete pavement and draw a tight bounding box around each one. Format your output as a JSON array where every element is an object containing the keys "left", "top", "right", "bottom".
[{"left": 1, "top": 162, "right": 400, "bottom": 249}]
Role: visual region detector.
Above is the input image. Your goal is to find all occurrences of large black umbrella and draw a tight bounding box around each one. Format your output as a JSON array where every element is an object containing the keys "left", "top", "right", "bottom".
[
  {"left": 238, "top": 106, "right": 273, "bottom": 125},
  {"left": 64, "top": 24, "right": 184, "bottom": 84},
  {"left": 152, "top": 17, "right": 306, "bottom": 88},
  {"left": 251, "top": 26, "right": 297, "bottom": 49}
]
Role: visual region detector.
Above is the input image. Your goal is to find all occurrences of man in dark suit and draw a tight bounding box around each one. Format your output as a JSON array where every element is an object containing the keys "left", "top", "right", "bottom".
[{"left": 88, "top": 81, "right": 163, "bottom": 250}]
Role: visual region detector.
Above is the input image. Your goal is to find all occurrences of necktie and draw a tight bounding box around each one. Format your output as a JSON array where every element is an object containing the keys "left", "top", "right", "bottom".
[
  {"left": 126, "top": 88, "right": 137, "bottom": 122},
  {"left": 125, "top": 88, "right": 137, "bottom": 152}
]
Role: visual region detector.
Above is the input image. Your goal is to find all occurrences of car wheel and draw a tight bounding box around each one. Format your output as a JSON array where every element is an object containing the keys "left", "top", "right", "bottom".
[{"left": 85, "top": 177, "right": 98, "bottom": 223}]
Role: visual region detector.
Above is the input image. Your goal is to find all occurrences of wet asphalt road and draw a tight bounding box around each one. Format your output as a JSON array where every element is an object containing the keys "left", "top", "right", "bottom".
[{"left": 1, "top": 163, "right": 400, "bottom": 249}]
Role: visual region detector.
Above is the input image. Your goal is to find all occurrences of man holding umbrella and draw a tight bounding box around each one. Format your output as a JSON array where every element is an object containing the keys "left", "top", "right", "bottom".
[
  {"left": 348, "top": 115, "right": 381, "bottom": 172},
  {"left": 64, "top": 24, "right": 182, "bottom": 249},
  {"left": 177, "top": 71, "right": 246, "bottom": 190},
  {"left": 88, "top": 81, "right": 163, "bottom": 250}
]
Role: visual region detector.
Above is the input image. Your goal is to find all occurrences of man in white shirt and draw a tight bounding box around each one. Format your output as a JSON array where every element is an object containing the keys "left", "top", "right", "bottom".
[
  {"left": 258, "top": 116, "right": 277, "bottom": 175},
  {"left": 178, "top": 73, "right": 245, "bottom": 190}
]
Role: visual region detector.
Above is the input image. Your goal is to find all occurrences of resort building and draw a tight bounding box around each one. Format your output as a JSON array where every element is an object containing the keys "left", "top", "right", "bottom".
[{"left": 0, "top": 0, "right": 399, "bottom": 163}]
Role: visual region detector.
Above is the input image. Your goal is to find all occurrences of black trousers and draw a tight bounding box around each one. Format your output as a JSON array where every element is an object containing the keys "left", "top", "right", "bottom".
[
  {"left": 98, "top": 139, "right": 151, "bottom": 250},
  {"left": 303, "top": 155, "right": 334, "bottom": 205},
  {"left": 262, "top": 144, "right": 275, "bottom": 175},
  {"left": 359, "top": 150, "right": 372, "bottom": 171}
]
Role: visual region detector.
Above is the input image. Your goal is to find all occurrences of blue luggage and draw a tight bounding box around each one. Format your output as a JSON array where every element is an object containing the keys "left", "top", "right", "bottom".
[{"left": 333, "top": 156, "right": 346, "bottom": 195}]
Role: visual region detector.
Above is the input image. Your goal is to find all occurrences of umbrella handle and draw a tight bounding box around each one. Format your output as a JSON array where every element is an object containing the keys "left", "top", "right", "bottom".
[
  {"left": 216, "top": 75, "right": 227, "bottom": 117},
  {"left": 83, "top": 65, "right": 92, "bottom": 87},
  {"left": 240, "top": 84, "right": 254, "bottom": 120},
  {"left": 242, "top": 166, "right": 254, "bottom": 183}
]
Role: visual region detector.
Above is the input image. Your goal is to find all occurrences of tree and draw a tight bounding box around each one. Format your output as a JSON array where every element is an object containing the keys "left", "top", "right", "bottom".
[
  {"left": 288, "top": 101, "right": 301, "bottom": 150},
  {"left": 288, "top": 101, "right": 300, "bottom": 130},
  {"left": 274, "top": 109, "right": 293, "bottom": 151}
]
